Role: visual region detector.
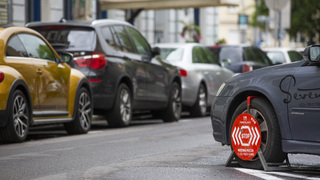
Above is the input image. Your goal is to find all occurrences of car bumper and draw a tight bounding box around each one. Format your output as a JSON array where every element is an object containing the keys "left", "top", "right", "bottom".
[
  {"left": 211, "top": 96, "right": 233, "bottom": 145},
  {"left": 181, "top": 78, "right": 199, "bottom": 107}
]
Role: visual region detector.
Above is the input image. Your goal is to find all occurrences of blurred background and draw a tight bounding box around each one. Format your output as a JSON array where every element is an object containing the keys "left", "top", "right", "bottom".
[{"left": 0, "top": 0, "right": 318, "bottom": 49}]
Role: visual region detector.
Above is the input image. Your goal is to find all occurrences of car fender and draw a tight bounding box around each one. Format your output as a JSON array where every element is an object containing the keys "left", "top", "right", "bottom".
[
  {"left": 68, "top": 68, "right": 91, "bottom": 119},
  {"left": 0, "top": 66, "right": 32, "bottom": 126},
  {"left": 225, "top": 78, "right": 292, "bottom": 144}
]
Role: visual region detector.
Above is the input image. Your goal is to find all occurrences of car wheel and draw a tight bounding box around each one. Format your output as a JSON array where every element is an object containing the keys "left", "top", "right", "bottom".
[
  {"left": 0, "top": 90, "right": 30, "bottom": 143},
  {"left": 230, "top": 98, "right": 287, "bottom": 169},
  {"left": 64, "top": 87, "right": 92, "bottom": 134},
  {"left": 107, "top": 83, "right": 132, "bottom": 127},
  {"left": 190, "top": 84, "right": 207, "bottom": 117},
  {"left": 160, "top": 82, "right": 182, "bottom": 122}
]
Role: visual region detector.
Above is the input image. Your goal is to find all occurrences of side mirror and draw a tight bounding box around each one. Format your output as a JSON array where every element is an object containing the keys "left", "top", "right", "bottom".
[
  {"left": 303, "top": 45, "right": 320, "bottom": 62},
  {"left": 221, "top": 58, "right": 231, "bottom": 66},
  {"left": 152, "top": 47, "right": 160, "bottom": 57},
  {"left": 58, "top": 51, "right": 73, "bottom": 63}
]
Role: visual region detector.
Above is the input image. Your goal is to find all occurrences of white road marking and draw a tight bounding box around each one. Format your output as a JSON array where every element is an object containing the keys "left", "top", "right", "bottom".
[
  {"left": 235, "top": 168, "right": 283, "bottom": 180},
  {"left": 235, "top": 168, "right": 320, "bottom": 180}
]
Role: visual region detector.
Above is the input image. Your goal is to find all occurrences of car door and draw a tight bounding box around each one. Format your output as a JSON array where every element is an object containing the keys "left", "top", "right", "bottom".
[
  {"left": 18, "top": 33, "right": 69, "bottom": 113},
  {"left": 5, "top": 34, "right": 38, "bottom": 107},
  {"left": 192, "top": 46, "right": 223, "bottom": 102},
  {"left": 112, "top": 25, "right": 148, "bottom": 106},
  {"left": 126, "top": 26, "right": 168, "bottom": 106},
  {"left": 287, "top": 65, "right": 320, "bottom": 142}
]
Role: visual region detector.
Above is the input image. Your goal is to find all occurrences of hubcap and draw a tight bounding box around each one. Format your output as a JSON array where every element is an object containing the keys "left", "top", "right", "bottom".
[
  {"left": 13, "top": 95, "right": 28, "bottom": 138},
  {"left": 120, "top": 88, "right": 131, "bottom": 123},
  {"left": 79, "top": 92, "right": 92, "bottom": 130},
  {"left": 172, "top": 86, "right": 182, "bottom": 119},
  {"left": 199, "top": 86, "right": 207, "bottom": 114}
]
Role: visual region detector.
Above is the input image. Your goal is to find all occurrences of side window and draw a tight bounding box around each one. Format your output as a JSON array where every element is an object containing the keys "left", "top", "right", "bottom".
[
  {"left": 288, "top": 51, "right": 303, "bottom": 62},
  {"left": 6, "top": 35, "right": 28, "bottom": 57},
  {"left": 18, "top": 34, "right": 56, "bottom": 61},
  {"left": 243, "top": 47, "right": 255, "bottom": 61},
  {"left": 202, "top": 47, "right": 219, "bottom": 65},
  {"left": 193, "top": 46, "right": 205, "bottom": 63},
  {"left": 126, "top": 27, "right": 152, "bottom": 57},
  {"left": 113, "top": 26, "right": 135, "bottom": 53},
  {"left": 255, "top": 48, "right": 272, "bottom": 65},
  {"left": 101, "top": 26, "right": 121, "bottom": 51}
]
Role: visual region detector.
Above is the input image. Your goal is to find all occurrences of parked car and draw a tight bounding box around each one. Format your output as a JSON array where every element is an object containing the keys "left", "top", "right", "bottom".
[
  {"left": 264, "top": 47, "right": 303, "bottom": 64},
  {"left": 208, "top": 45, "right": 273, "bottom": 73},
  {"left": 27, "top": 19, "right": 182, "bottom": 127},
  {"left": 210, "top": 45, "right": 320, "bottom": 169},
  {"left": 0, "top": 26, "right": 92, "bottom": 143},
  {"left": 155, "top": 43, "right": 234, "bottom": 117}
]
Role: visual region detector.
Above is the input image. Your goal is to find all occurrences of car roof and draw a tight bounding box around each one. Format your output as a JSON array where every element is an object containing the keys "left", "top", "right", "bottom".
[
  {"left": 208, "top": 44, "right": 253, "bottom": 49},
  {"left": 26, "top": 19, "right": 132, "bottom": 28},
  {"left": 154, "top": 43, "right": 203, "bottom": 48},
  {"left": 263, "top": 47, "right": 298, "bottom": 52}
]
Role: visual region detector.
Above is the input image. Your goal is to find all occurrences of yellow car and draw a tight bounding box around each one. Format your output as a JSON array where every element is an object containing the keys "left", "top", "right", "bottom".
[{"left": 0, "top": 27, "right": 93, "bottom": 143}]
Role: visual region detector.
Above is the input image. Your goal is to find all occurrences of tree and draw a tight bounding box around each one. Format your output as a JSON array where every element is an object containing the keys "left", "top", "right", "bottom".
[
  {"left": 288, "top": 0, "right": 320, "bottom": 44},
  {"left": 251, "top": 0, "right": 320, "bottom": 44},
  {"left": 180, "top": 21, "right": 202, "bottom": 43}
]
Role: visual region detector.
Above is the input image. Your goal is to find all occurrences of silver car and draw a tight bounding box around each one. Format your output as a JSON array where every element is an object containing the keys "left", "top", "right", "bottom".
[{"left": 155, "top": 43, "right": 234, "bottom": 117}]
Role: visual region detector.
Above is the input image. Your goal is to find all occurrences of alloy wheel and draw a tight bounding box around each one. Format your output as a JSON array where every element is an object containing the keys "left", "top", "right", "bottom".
[
  {"left": 12, "top": 95, "right": 28, "bottom": 138},
  {"left": 78, "top": 92, "right": 92, "bottom": 130},
  {"left": 172, "top": 86, "right": 182, "bottom": 120},
  {"left": 199, "top": 86, "right": 207, "bottom": 115},
  {"left": 243, "top": 108, "right": 268, "bottom": 159},
  {"left": 120, "top": 88, "right": 131, "bottom": 124}
]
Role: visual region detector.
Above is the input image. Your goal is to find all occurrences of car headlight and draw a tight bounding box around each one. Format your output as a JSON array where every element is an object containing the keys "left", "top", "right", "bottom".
[{"left": 216, "top": 82, "right": 226, "bottom": 97}]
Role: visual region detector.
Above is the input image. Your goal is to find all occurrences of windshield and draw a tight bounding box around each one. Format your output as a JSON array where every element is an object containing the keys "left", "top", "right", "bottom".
[
  {"left": 266, "top": 51, "right": 285, "bottom": 64},
  {"left": 219, "top": 47, "right": 243, "bottom": 63},
  {"left": 159, "top": 48, "right": 184, "bottom": 62},
  {"left": 34, "top": 27, "right": 95, "bottom": 51}
]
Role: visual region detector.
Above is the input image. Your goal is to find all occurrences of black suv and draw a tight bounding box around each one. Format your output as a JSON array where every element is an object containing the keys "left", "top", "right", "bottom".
[
  {"left": 27, "top": 19, "right": 182, "bottom": 127},
  {"left": 208, "top": 45, "right": 273, "bottom": 73}
]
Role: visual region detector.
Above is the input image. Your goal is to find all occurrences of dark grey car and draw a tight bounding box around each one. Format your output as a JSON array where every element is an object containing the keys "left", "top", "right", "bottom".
[
  {"left": 211, "top": 45, "right": 320, "bottom": 169},
  {"left": 27, "top": 19, "right": 182, "bottom": 127},
  {"left": 208, "top": 45, "right": 273, "bottom": 73}
]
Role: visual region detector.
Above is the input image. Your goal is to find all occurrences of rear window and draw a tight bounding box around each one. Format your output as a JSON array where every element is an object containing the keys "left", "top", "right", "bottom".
[
  {"left": 219, "top": 47, "right": 243, "bottom": 63},
  {"left": 33, "top": 26, "right": 96, "bottom": 51},
  {"left": 159, "top": 48, "right": 184, "bottom": 62}
]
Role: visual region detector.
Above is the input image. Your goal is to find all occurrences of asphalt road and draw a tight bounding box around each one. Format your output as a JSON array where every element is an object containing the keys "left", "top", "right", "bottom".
[{"left": 0, "top": 115, "right": 320, "bottom": 180}]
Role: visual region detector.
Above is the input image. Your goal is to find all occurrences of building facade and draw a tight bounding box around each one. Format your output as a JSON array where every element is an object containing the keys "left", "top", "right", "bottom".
[{"left": 2, "top": 0, "right": 276, "bottom": 46}]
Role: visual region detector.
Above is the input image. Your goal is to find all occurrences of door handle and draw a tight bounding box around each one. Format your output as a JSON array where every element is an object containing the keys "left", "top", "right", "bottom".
[{"left": 36, "top": 69, "right": 42, "bottom": 75}]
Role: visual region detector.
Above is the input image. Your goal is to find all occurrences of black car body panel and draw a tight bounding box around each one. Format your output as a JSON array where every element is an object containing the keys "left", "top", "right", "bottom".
[
  {"left": 211, "top": 59, "right": 320, "bottom": 155},
  {"left": 27, "top": 20, "right": 181, "bottom": 115}
]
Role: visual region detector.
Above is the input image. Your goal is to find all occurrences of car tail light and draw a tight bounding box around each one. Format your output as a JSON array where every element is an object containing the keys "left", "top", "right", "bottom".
[
  {"left": 179, "top": 69, "right": 187, "bottom": 77},
  {"left": 242, "top": 64, "right": 253, "bottom": 73},
  {"left": 74, "top": 52, "right": 107, "bottom": 70},
  {"left": 89, "top": 79, "right": 102, "bottom": 82},
  {"left": 0, "top": 72, "right": 4, "bottom": 83}
]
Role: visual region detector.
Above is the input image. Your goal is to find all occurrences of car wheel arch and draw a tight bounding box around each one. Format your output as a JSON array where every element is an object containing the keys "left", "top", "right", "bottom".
[
  {"left": 225, "top": 91, "right": 276, "bottom": 144},
  {"left": 72, "top": 78, "right": 92, "bottom": 120},
  {"left": 118, "top": 76, "right": 133, "bottom": 99},
  {"left": 4, "top": 79, "right": 33, "bottom": 126}
]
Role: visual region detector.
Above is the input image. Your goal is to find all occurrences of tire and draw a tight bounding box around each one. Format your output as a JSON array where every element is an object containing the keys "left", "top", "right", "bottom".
[
  {"left": 107, "top": 83, "right": 132, "bottom": 127},
  {"left": 159, "top": 82, "right": 182, "bottom": 122},
  {"left": 230, "top": 98, "right": 287, "bottom": 169},
  {"left": 64, "top": 87, "right": 92, "bottom": 134},
  {"left": 190, "top": 84, "right": 207, "bottom": 117},
  {"left": 0, "top": 90, "right": 30, "bottom": 143}
]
